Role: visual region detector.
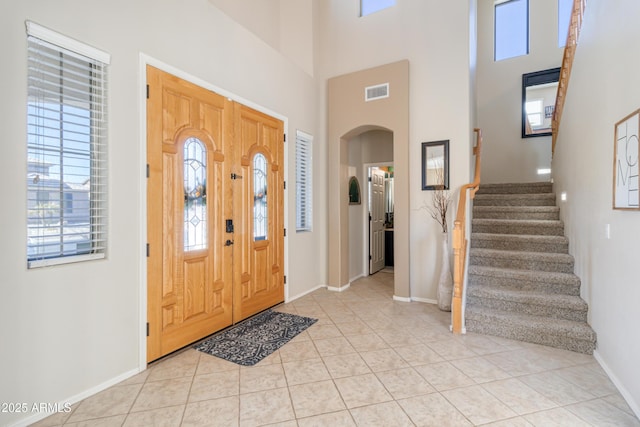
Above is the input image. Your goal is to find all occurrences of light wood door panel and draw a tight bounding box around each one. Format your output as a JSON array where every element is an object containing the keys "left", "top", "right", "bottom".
[
  {"left": 232, "top": 103, "right": 285, "bottom": 322},
  {"left": 147, "top": 67, "right": 285, "bottom": 362},
  {"left": 147, "top": 66, "right": 233, "bottom": 362},
  {"left": 370, "top": 168, "right": 386, "bottom": 274}
]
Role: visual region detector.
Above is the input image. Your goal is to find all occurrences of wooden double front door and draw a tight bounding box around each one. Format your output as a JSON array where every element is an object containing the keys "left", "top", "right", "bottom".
[{"left": 146, "top": 66, "right": 284, "bottom": 362}]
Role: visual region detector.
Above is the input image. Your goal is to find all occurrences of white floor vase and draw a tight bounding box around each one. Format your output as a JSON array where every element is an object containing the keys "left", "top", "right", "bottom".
[{"left": 437, "top": 232, "right": 453, "bottom": 311}]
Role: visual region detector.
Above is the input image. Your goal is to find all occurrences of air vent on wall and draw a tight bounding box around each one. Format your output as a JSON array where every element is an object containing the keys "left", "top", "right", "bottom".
[{"left": 365, "top": 83, "right": 389, "bottom": 102}]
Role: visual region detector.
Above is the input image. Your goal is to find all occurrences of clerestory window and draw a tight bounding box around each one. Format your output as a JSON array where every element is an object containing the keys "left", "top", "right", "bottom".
[
  {"left": 360, "top": 0, "right": 396, "bottom": 17},
  {"left": 558, "top": 0, "right": 574, "bottom": 47},
  {"left": 494, "top": 0, "right": 529, "bottom": 61}
]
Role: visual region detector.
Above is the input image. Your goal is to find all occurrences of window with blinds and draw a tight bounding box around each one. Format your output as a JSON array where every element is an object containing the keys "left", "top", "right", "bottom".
[
  {"left": 295, "top": 131, "right": 313, "bottom": 232},
  {"left": 26, "top": 21, "right": 110, "bottom": 268}
]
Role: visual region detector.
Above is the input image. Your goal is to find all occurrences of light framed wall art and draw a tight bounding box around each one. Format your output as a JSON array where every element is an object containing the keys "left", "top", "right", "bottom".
[{"left": 613, "top": 109, "right": 640, "bottom": 210}]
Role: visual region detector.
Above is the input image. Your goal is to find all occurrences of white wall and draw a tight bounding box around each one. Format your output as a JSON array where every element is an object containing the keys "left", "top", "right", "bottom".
[
  {"left": 316, "top": 0, "right": 475, "bottom": 302},
  {"left": 208, "top": 0, "right": 281, "bottom": 50},
  {"left": 477, "top": 0, "right": 563, "bottom": 183},
  {"left": 348, "top": 143, "right": 364, "bottom": 281},
  {"left": 0, "top": 1, "right": 321, "bottom": 425},
  {"left": 552, "top": 0, "right": 640, "bottom": 415},
  {"left": 209, "top": 0, "right": 280, "bottom": 49},
  {"left": 280, "top": 0, "right": 315, "bottom": 77},
  {"left": 208, "top": 0, "right": 315, "bottom": 76}
]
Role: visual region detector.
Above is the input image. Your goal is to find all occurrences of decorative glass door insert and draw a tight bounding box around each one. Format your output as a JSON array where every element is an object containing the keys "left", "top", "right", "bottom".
[
  {"left": 253, "top": 153, "right": 267, "bottom": 241},
  {"left": 184, "top": 137, "right": 207, "bottom": 251}
]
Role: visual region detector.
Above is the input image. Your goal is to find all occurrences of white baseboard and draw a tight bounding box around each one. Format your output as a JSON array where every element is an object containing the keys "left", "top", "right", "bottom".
[
  {"left": 393, "top": 296, "right": 439, "bottom": 304},
  {"left": 449, "top": 324, "right": 467, "bottom": 334},
  {"left": 9, "top": 368, "right": 141, "bottom": 427},
  {"left": 349, "top": 273, "right": 365, "bottom": 283},
  {"left": 285, "top": 284, "right": 326, "bottom": 303},
  {"left": 593, "top": 350, "right": 640, "bottom": 420},
  {"left": 411, "top": 296, "right": 438, "bottom": 305},
  {"left": 327, "top": 283, "right": 351, "bottom": 292}
]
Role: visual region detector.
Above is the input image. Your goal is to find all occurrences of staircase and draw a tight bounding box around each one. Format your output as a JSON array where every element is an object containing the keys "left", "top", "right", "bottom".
[{"left": 465, "top": 182, "right": 597, "bottom": 354}]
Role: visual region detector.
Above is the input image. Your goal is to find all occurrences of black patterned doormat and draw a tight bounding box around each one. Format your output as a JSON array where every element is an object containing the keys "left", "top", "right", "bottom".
[{"left": 194, "top": 309, "right": 318, "bottom": 366}]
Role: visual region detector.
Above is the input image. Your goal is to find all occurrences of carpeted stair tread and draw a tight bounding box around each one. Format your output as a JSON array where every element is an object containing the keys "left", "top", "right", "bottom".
[
  {"left": 471, "top": 233, "right": 569, "bottom": 253},
  {"left": 465, "top": 306, "right": 596, "bottom": 354},
  {"left": 466, "top": 286, "right": 588, "bottom": 321},
  {"left": 472, "top": 219, "right": 565, "bottom": 236},
  {"left": 477, "top": 182, "right": 553, "bottom": 194},
  {"left": 473, "top": 206, "right": 560, "bottom": 220},
  {"left": 468, "top": 265, "right": 581, "bottom": 287},
  {"left": 469, "top": 248, "right": 574, "bottom": 273},
  {"left": 468, "top": 271, "right": 581, "bottom": 296},
  {"left": 468, "top": 285, "right": 587, "bottom": 308},
  {"left": 474, "top": 193, "right": 556, "bottom": 207},
  {"left": 466, "top": 181, "right": 596, "bottom": 353},
  {"left": 470, "top": 248, "right": 574, "bottom": 262}
]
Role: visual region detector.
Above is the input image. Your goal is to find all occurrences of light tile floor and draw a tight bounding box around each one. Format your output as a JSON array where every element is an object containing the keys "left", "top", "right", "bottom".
[{"left": 34, "top": 272, "right": 640, "bottom": 426}]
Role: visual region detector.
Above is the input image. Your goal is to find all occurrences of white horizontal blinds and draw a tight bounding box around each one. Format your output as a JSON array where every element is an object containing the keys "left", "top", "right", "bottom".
[
  {"left": 295, "top": 131, "right": 312, "bottom": 232},
  {"left": 26, "top": 23, "right": 109, "bottom": 267}
]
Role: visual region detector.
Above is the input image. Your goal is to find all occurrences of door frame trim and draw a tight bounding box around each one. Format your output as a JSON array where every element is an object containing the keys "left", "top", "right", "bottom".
[{"left": 138, "top": 53, "right": 289, "bottom": 371}]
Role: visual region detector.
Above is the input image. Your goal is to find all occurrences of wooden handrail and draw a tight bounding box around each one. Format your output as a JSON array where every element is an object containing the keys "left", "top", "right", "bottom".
[
  {"left": 451, "top": 128, "right": 482, "bottom": 334},
  {"left": 552, "top": 0, "right": 586, "bottom": 155}
]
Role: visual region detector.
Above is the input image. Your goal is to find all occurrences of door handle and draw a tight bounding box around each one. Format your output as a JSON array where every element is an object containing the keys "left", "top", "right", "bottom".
[{"left": 225, "top": 240, "right": 234, "bottom": 246}]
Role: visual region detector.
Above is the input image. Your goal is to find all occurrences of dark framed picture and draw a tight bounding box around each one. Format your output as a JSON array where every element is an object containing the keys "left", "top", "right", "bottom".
[
  {"left": 348, "top": 176, "right": 361, "bottom": 205},
  {"left": 421, "top": 140, "right": 449, "bottom": 191}
]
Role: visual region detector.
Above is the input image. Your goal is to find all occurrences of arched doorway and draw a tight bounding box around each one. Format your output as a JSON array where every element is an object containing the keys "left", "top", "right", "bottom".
[
  {"left": 327, "top": 60, "right": 410, "bottom": 299},
  {"left": 345, "top": 129, "right": 394, "bottom": 280}
]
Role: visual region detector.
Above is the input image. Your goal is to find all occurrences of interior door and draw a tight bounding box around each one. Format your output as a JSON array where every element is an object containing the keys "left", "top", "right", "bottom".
[
  {"left": 146, "top": 66, "right": 234, "bottom": 362},
  {"left": 369, "top": 168, "right": 386, "bottom": 274},
  {"left": 232, "top": 103, "right": 285, "bottom": 322}
]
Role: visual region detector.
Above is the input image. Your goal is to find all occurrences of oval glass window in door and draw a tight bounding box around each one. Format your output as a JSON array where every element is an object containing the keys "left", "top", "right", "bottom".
[
  {"left": 253, "top": 153, "right": 267, "bottom": 241},
  {"left": 183, "top": 137, "right": 207, "bottom": 251}
]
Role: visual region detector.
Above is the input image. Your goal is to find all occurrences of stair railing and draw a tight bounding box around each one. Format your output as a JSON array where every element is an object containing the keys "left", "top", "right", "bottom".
[
  {"left": 452, "top": 128, "right": 482, "bottom": 334},
  {"left": 552, "top": 0, "right": 586, "bottom": 156}
]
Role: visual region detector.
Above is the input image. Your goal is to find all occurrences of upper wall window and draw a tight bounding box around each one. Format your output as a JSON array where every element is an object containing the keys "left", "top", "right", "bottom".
[
  {"left": 26, "top": 21, "right": 110, "bottom": 268},
  {"left": 558, "top": 0, "right": 573, "bottom": 47},
  {"left": 494, "top": 0, "right": 529, "bottom": 61},
  {"left": 360, "top": 0, "right": 396, "bottom": 17}
]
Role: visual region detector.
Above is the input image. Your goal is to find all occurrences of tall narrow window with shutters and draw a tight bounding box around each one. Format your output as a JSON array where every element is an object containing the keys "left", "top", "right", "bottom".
[
  {"left": 295, "top": 131, "right": 312, "bottom": 232},
  {"left": 26, "top": 22, "right": 110, "bottom": 268}
]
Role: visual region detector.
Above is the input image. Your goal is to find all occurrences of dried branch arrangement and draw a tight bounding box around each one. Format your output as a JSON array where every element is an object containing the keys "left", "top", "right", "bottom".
[{"left": 427, "top": 164, "right": 451, "bottom": 233}]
